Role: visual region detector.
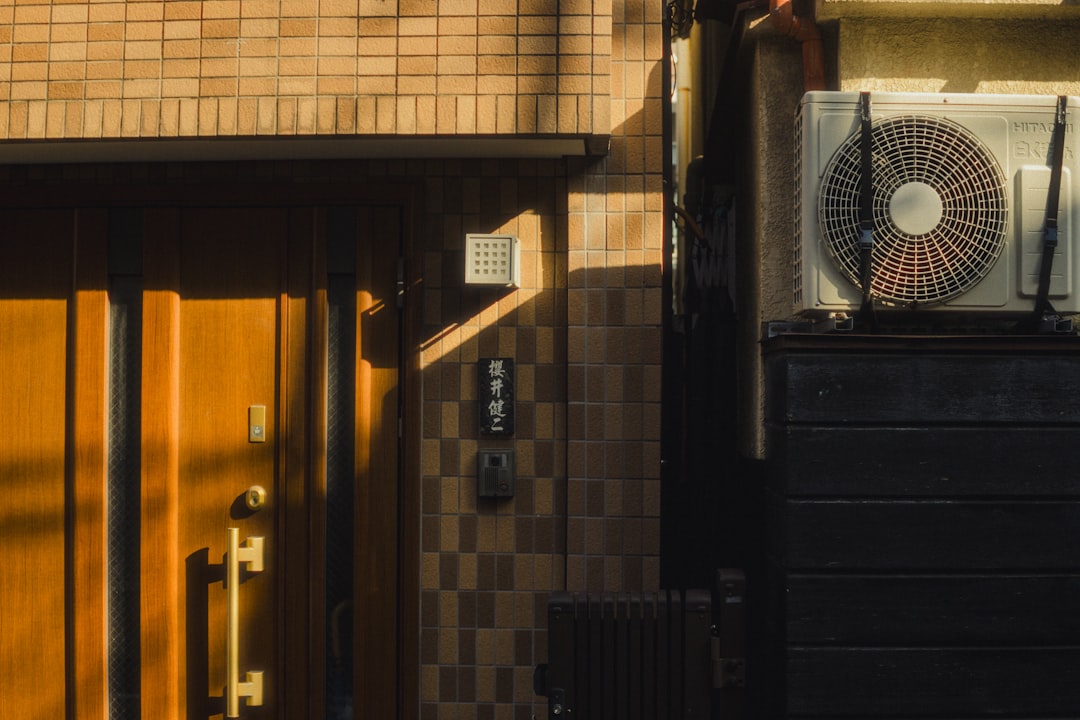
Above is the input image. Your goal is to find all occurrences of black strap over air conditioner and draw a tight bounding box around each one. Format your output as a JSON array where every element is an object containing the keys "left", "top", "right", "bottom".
[
  {"left": 857, "top": 91, "right": 877, "bottom": 327},
  {"left": 1030, "top": 95, "right": 1069, "bottom": 323}
]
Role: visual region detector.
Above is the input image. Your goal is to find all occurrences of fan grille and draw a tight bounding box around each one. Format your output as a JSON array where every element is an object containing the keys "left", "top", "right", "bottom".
[{"left": 818, "top": 114, "right": 1009, "bottom": 306}]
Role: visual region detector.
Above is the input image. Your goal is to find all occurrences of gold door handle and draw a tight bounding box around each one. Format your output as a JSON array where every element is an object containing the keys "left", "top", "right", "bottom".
[{"left": 226, "top": 527, "right": 265, "bottom": 718}]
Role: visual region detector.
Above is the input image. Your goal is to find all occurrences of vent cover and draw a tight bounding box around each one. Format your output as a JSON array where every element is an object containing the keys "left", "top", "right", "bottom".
[
  {"left": 819, "top": 115, "right": 1009, "bottom": 306},
  {"left": 465, "top": 233, "right": 520, "bottom": 287}
]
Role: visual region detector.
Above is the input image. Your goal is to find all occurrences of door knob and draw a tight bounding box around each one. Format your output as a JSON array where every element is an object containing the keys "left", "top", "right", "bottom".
[{"left": 244, "top": 485, "right": 267, "bottom": 511}]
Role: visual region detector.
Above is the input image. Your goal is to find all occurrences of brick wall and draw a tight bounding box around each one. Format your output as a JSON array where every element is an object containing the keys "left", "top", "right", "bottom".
[{"left": 0, "top": 0, "right": 613, "bottom": 139}]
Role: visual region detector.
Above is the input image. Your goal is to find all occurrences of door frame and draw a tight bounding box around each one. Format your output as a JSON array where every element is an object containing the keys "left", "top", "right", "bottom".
[{"left": 3, "top": 176, "right": 423, "bottom": 720}]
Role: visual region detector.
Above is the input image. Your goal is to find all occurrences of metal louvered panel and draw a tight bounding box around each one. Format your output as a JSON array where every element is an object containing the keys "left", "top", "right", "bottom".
[{"left": 542, "top": 591, "right": 712, "bottom": 720}]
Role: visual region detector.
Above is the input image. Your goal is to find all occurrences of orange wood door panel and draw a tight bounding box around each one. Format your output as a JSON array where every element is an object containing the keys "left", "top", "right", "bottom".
[
  {"left": 0, "top": 211, "right": 76, "bottom": 720},
  {"left": 0, "top": 197, "right": 403, "bottom": 720}
]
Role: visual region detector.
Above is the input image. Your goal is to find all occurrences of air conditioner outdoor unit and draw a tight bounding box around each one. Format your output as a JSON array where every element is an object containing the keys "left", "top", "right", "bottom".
[{"left": 795, "top": 91, "right": 1080, "bottom": 316}]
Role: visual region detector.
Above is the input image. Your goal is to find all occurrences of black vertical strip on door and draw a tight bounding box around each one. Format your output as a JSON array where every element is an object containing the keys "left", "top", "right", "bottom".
[
  {"left": 325, "top": 207, "right": 357, "bottom": 719},
  {"left": 106, "top": 208, "right": 143, "bottom": 720}
]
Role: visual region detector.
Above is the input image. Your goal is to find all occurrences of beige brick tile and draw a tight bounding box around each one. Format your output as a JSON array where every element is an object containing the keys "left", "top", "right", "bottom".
[
  {"left": 124, "top": 40, "right": 161, "bottom": 61},
  {"left": 121, "top": 60, "right": 157, "bottom": 80},
  {"left": 435, "top": 94, "right": 455, "bottom": 133},
  {"left": 316, "top": 55, "right": 356, "bottom": 75},
  {"left": 320, "top": 0, "right": 359, "bottom": 15},
  {"left": 416, "top": 94, "right": 436, "bottom": 133},
  {"left": 359, "top": 17, "right": 397, "bottom": 35},
  {"left": 14, "top": 6, "right": 49, "bottom": 25},
  {"left": 318, "top": 17, "right": 357, "bottom": 36},
  {"left": 335, "top": 96, "right": 355, "bottom": 132},
  {"left": 80, "top": 98, "right": 102, "bottom": 137},
  {"left": 279, "top": 0, "right": 319, "bottom": 17},
  {"left": 49, "top": 43, "right": 87, "bottom": 63},
  {"left": 478, "top": 16, "right": 515, "bottom": 35},
  {"left": 277, "top": 76, "right": 315, "bottom": 95},
  {"left": 26, "top": 100, "right": 47, "bottom": 138},
  {"left": 237, "top": 77, "right": 275, "bottom": 95},
  {"left": 455, "top": 94, "right": 475, "bottom": 132},
  {"left": 358, "top": 0, "right": 398, "bottom": 16},
  {"left": 139, "top": 99, "right": 158, "bottom": 135},
  {"left": 13, "top": 43, "right": 47, "bottom": 63},
  {"left": 437, "top": 55, "right": 475, "bottom": 76},
  {"left": 240, "top": 18, "right": 278, "bottom": 37},
  {"left": 475, "top": 94, "right": 496, "bottom": 132},
  {"left": 217, "top": 96, "right": 237, "bottom": 134},
  {"left": 64, "top": 101, "right": 83, "bottom": 137},
  {"left": 198, "top": 97, "right": 219, "bottom": 136},
  {"left": 355, "top": 96, "right": 375, "bottom": 132},
  {"left": 125, "top": 3, "right": 164, "bottom": 22},
  {"left": 316, "top": 76, "right": 355, "bottom": 94},
  {"left": 399, "top": 55, "right": 436, "bottom": 75},
  {"left": 50, "top": 23, "right": 87, "bottom": 43},
  {"left": 315, "top": 96, "right": 335, "bottom": 132},
  {"left": 201, "top": 0, "right": 240, "bottom": 19},
  {"left": 47, "top": 81, "right": 81, "bottom": 100},
  {"left": 277, "top": 97, "right": 296, "bottom": 133},
  {"left": 518, "top": 16, "right": 556, "bottom": 35},
  {"left": 293, "top": 97, "right": 315, "bottom": 133},
  {"left": 87, "top": 25, "right": 124, "bottom": 44},
  {"left": 178, "top": 97, "right": 198, "bottom": 135},
  {"left": 200, "top": 38, "right": 239, "bottom": 57},
  {"left": 279, "top": 37, "right": 316, "bottom": 56},
  {"left": 278, "top": 56, "right": 316, "bottom": 76},
  {"left": 12, "top": 63, "right": 47, "bottom": 81},
  {"left": 48, "top": 61, "right": 84, "bottom": 81},
  {"left": 396, "top": 0, "right": 433, "bottom": 14},
  {"left": 477, "top": 34, "right": 514, "bottom": 55},
  {"left": 397, "top": 75, "right": 435, "bottom": 95},
  {"left": 241, "top": 0, "right": 278, "bottom": 18},
  {"left": 396, "top": 95, "right": 416, "bottom": 133},
  {"left": 123, "top": 78, "right": 159, "bottom": 98},
  {"left": 162, "top": 39, "right": 199, "bottom": 59},
  {"left": 398, "top": 17, "right": 437, "bottom": 36},
  {"left": 199, "top": 77, "right": 237, "bottom": 96},
  {"left": 236, "top": 97, "right": 257, "bottom": 133},
  {"left": 84, "top": 80, "right": 122, "bottom": 99},
  {"left": 12, "top": 24, "right": 47, "bottom": 44},
  {"left": 256, "top": 96, "right": 276, "bottom": 134},
  {"left": 279, "top": 18, "right": 315, "bottom": 36},
  {"left": 119, "top": 98, "right": 140, "bottom": 136},
  {"left": 201, "top": 19, "right": 239, "bottom": 38},
  {"left": 518, "top": 55, "right": 556, "bottom": 75},
  {"left": 238, "top": 57, "right": 275, "bottom": 77},
  {"left": 375, "top": 95, "right": 395, "bottom": 132},
  {"left": 7, "top": 102, "right": 27, "bottom": 138},
  {"left": 125, "top": 22, "right": 164, "bottom": 42},
  {"left": 358, "top": 36, "right": 396, "bottom": 56},
  {"left": 51, "top": 4, "right": 88, "bottom": 24},
  {"left": 356, "top": 75, "right": 395, "bottom": 94},
  {"left": 477, "top": 55, "right": 513, "bottom": 75},
  {"left": 436, "top": 74, "right": 476, "bottom": 95},
  {"left": 163, "top": 2, "right": 201, "bottom": 21},
  {"left": 357, "top": 56, "right": 396, "bottom": 76},
  {"left": 239, "top": 38, "right": 277, "bottom": 56},
  {"left": 44, "top": 102, "right": 65, "bottom": 139},
  {"left": 161, "top": 77, "right": 199, "bottom": 97},
  {"left": 517, "top": 74, "right": 556, "bottom": 94},
  {"left": 317, "top": 36, "right": 356, "bottom": 56}
]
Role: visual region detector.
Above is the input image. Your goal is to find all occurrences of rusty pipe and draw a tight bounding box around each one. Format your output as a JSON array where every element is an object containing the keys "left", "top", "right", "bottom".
[{"left": 770, "top": 0, "right": 826, "bottom": 92}]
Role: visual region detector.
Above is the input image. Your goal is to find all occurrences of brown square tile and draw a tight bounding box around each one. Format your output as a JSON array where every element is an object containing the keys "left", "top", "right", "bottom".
[
  {"left": 440, "top": 553, "right": 460, "bottom": 589},
  {"left": 477, "top": 554, "right": 495, "bottom": 590}
]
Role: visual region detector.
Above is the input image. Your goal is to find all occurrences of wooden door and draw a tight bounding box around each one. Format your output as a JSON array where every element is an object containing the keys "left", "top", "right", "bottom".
[{"left": 0, "top": 199, "right": 402, "bottom": 720}]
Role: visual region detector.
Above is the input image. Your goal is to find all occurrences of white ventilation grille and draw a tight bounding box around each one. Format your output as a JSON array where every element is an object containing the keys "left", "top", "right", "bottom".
[
  {"left": 818, "top": 114, "right": 1009, "bottom": 306},
  {"left": 465, "top": 234, "right": 520, "bottom": 286}
]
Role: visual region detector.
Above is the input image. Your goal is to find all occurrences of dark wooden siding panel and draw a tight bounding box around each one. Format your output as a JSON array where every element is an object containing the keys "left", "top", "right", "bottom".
[
  {"left": 773, "top": 500, "right": 1080, "bottom": 570},
  {"left": 767, "top": 353, "right": 1080, "bottom": 425},
  {"left": 784, "top": 574, "right": 1080, "bottom": 645},
  {"left": 786, "top": 648, "right": 1080, "bottom": 717},
  {"left": 766, "top": 425, "right": 1080, "bottom": 497}
]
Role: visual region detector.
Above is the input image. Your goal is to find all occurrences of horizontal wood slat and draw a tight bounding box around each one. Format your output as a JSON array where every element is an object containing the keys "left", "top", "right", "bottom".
[
  {"left": 767, "top": 425, "right": 1080, "bottom": 497},
  {"left": 771, "top": 498, "right": 1080, "bottom": 570},
  {"left": 766, "top": 352, "right": 1080, "bottom": 425},
  {"left": 783, "top": 574, "right": 1080, "bottom": 645},
  {"left": 787, "top": 648, "right": 1080, "bottom": 717}
]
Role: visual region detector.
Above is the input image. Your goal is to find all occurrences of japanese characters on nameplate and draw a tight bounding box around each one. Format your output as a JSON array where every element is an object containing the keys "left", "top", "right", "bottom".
[{"left": 478, "top": 357, "right": 514, "bottom": 435}]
